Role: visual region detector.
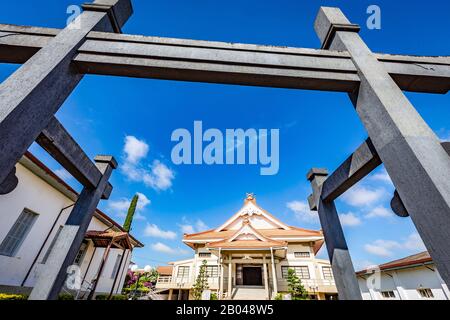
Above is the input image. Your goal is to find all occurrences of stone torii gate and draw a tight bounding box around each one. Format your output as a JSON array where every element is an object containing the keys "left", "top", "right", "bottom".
[{"left": 0, "top": 1, "right": 449, "bottom": 299}]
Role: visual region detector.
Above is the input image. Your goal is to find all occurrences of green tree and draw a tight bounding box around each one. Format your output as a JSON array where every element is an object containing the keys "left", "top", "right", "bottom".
[
  {"left": 123, "top": 194, "right": 138, "bottom": 232},
  {"left": 287, "top": 268, "right": 308, "bottom": 300},
  {"left": 192, "top": 260, "right": 209, "bottom": 300}
]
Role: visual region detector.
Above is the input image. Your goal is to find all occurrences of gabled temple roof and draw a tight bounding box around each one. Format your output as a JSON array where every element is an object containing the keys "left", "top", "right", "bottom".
[
  {"left": 184, "top": 226, "right": 322, "bottom": 241},
  {"left": 183, "top": 194, "right": 323, "bottom": 253}
]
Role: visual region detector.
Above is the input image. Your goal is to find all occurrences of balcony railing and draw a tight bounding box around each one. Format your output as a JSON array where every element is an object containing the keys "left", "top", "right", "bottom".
[{"left": 157, "top": 276, "right": 334, "bottom": 290}]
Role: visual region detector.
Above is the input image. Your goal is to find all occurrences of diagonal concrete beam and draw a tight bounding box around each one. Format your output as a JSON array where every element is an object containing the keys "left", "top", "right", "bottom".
[
  {"left": 1, "top": 24, "right": 449, "bottom": 93},
  {"left": 315, "top": 138, "right": 450, "bottom": 217},
  {"left": 36, "top": 117, "right": 112, "bottom": 199},
  {"left": 321, "top": 138, "right": 381, "bottom": 202}
]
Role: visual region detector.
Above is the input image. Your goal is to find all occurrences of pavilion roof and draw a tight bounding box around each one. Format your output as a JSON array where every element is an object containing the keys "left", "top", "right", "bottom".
[{"left": 85, "top": 230, "right": 133, "bottom": 249}]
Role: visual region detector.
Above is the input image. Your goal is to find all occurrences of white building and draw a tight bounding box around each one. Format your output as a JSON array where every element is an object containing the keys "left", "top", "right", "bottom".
[
  {"left": 0, "top": 152, "right": 143, "bottom": 298},
  {"left": 357, "top": 251, "right": 450, "bottom": 300},
  {"left": 156, "top": 194, "right": 337, "bottom": 300}
]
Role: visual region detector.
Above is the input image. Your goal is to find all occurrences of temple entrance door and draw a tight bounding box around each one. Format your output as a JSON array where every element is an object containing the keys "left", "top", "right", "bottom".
[{"left": 242, "top": 266, "right": 263, "bottom": 286}]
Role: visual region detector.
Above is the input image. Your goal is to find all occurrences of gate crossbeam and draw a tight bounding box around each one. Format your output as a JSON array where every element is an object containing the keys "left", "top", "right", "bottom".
[
  {"left": 36, "top": 116, "right": 113, "bottom": 199},
  {"left": 1, "top": 24, "right": 449, "bottom": 93}
]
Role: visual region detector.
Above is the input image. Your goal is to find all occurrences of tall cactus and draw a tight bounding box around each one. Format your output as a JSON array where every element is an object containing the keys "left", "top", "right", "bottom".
[{"left": 123, "top": 194, "right": 139, "bottom": 232}]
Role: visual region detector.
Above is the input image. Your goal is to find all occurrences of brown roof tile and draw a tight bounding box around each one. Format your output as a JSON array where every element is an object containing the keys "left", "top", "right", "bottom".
[
  {"left": 356, "top": 251, "right": 432, "bottom": 275},
  {"left": 156, "top": 266, "right": 173, "bottom": 275},
  {"left": 207, "top": 239, "right": 287, "bottom": 249}
]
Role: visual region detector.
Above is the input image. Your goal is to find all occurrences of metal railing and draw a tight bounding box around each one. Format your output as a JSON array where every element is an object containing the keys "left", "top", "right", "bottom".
[{"left": 156, "top": 275, "right": 223, "bottom": 288}]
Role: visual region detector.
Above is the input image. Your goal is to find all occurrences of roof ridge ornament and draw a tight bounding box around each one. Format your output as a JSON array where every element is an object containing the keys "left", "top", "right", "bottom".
[{"left": 245, "top": 192, "right": 256, "bottom": 203}]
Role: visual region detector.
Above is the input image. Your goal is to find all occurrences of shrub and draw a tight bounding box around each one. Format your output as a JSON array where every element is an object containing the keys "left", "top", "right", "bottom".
[
  {"left": 0, "top": 293, "right": 28, "bottom": 300},
  {"left": 210, "top": 293, "right": 218, "bottom": 300},
  {"left": 274, "top": 293, "right": 283, "bottom": 300},
  {"left": 192, "top": 260, "right": 209, "bottom": 300},
  {"left": 287, "top": 269, "right": 308, "bottom": 300},
  {"left": 95, "top": 294, "right": 128, "bottom": 300},
  {"left": 58, "top": 293, "right": 74, "bottom": 300}
]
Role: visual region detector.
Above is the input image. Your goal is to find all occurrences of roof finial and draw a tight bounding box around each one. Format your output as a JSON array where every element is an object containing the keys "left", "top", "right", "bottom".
[{"left": 245, "top": 193, "right": 256, "bottom": 203}]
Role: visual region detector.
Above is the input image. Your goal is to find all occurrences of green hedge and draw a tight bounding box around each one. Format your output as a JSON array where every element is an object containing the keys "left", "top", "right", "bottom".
[
  {"left": 58, "top": 293, "right": 75, "bottom": 300},
  {"left": 95, "top": 294, "right": 128, "bottom": 300},
  {"left": 0, "top": 293, "right": 28, "bottom": 300},
  {"left": 122, "top": 287, "right": 149, "bottom": 294},
  {"left": 274, "top": 293, "right": 283, "bottom": 300}
]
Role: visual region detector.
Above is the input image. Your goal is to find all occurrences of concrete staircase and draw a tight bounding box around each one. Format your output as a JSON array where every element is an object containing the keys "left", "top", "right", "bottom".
[{"left": 230, "top": 286, "right": 268, "bottom": 300}]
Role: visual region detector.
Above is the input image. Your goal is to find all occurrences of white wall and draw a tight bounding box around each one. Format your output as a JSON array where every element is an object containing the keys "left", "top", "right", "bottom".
[
  {"left": 358, "top": 265, "right": 449, "bottom": 300},
  {"left": 0, "top": 162, "right": 136, "bottom": 296},
  {"left": 0, "top": 163, "right": 73, "bottom": 287}
]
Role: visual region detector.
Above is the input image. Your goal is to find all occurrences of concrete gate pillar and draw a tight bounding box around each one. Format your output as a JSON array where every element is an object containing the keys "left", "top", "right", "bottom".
[
  {"left": 314, "top": 6, "right": 450, "bottom": 289},
  {"left": 29, "top": 156, "right": 117, "bottom": 300}
]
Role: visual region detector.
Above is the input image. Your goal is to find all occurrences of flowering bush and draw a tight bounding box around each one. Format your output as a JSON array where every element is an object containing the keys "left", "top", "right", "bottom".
[{"left": 123, "top": 268, "right": 159, "bottom": 295}]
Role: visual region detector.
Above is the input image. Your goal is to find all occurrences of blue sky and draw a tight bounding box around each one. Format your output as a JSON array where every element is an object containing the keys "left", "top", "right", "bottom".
[{"left": 1, "top": 0, "right": 449, "bottom": 270}]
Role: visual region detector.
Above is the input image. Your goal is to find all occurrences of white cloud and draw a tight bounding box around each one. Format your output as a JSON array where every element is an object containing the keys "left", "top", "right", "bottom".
[
  {"left": 179, "top": 218, "right": 209, "bottom": 234},
  {"left": 339, "top": 212, "right": 362, "bottom": 227},
  {"left": 341, "top": 185, "right": 386, "bottom": 207},
  {"left": 54, "top": 168, "right": 72, "bottom": 181},
  {"left": 144, "top": 224, "right": 177, "bottom": 239},
  {"left": 142, "top": 160, "right": 175, "bottom": 191},
  {"left": 364, "top": 233, "right": 425, "bottom": 257},
  {"left": 151, "top": 242, "right": 188, "bottom": 255},
  {"left": 121, "top": 136, "right": 175, "bottom": 191},
  {"left": 437, "top": 129, "right": 450, "bottom": 142},
  {"left": 364, "top": 239, "right": 401, "bottom": 257},
  {"left": 403, "top": 233, "right": 426, "bottom": 251},
  {"left": 370, "top": 168, "right": 392, "bottom": 184},
  {"left": 108, "top": 192, "right": 151, "bottom": 221},
  {"left": 365, "top": 206, "right": 393, "bottom": 219},
  {"left": 180, "top": 224, "right": 195, "bottom": 234},
  {"left": 135, "top": 192, "right": 151, "bottom": 209},
  {"left": 108, "top": 199, "right": 131, "bottom": 212},
  {"left": 124, "top": 136, "right": 149, "bottom": 164},
  {"left": 195, "top": 220, "right": 208, "bottom": 231},
  {"left": 286, "top": 200, "right": 319, "bottom": 223},
  {"left": 354, "top": 259, "right": 377, "bottom": 271}
]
